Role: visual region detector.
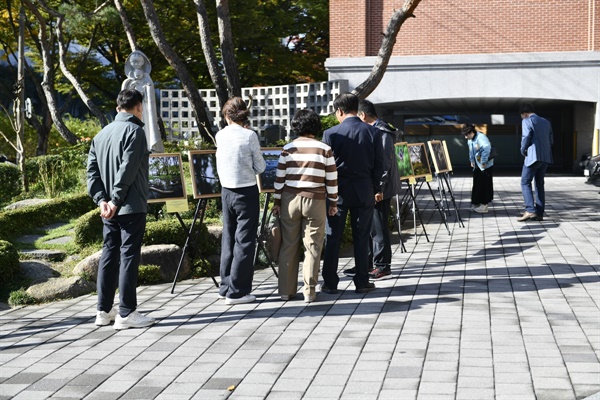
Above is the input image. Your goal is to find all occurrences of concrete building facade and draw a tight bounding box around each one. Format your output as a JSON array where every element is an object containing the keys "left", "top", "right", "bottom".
[{"left": 327, "top": 0, "right": 600, "bottom": 170}]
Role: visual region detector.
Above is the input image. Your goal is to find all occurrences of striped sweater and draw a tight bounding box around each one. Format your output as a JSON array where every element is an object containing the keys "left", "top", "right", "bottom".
[{"left": 273, "top": 137, "right": 338, "bottom": 206}]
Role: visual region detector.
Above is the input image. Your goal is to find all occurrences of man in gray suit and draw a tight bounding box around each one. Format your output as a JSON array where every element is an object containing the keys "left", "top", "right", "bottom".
[{"left": 517, "top": 103, "right": 553, "bottom": 222}]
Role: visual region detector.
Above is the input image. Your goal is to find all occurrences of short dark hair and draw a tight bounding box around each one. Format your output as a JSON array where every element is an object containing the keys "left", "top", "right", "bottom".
[
  {"left": 461, "top": 123, "right": 476, "bottom": 135},
  {"left": 358, "top": 99, "right": 378, "bottom": 118},
  {"left": 291, "top": 109, "right": 322, "bottom": 137},
  {"left": 333, "top": 93, "right": 359, "bottom": 114},
  {"left": 222, "top": 96, "right": 250, "bottom": 123},
  {"left": 117, "top": 89, "right": 143, "bottom": 111},
  {"left": 519, "top": 103, "right": 535, "bottom": 114}
]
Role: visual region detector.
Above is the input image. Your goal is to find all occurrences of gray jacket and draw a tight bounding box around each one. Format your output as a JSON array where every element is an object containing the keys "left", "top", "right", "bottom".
[{"left": 87, "top": 112, "right": 149, "bottom": 215}]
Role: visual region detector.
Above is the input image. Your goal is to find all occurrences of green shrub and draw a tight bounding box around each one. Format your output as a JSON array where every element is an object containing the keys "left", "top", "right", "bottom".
[
  {"left": 0, "top": 240, "right": 20, "bottom": 287},
  {"left": 192, "top": 258, "right": 214, "bottom": 278},
  {"left": 8, "top": 289, "right": 36, "bottom": 307},
  {"left": 0, "top": 193, "right": 96, "bottom": 242},
  {"left": 73, "top": 208, "right": 103, "bottom": 247},
  {"left": 25, "top": 154, "right": 85, "bottom": 198},
  {"left": 0, "top": 163, "right": 22, "bottom": 205},
  {"left": 143, "top": 218, "right": 217, "bottom": 257},
  {"left": 138, "top": 264, "right": 162, "bottom": 285}
]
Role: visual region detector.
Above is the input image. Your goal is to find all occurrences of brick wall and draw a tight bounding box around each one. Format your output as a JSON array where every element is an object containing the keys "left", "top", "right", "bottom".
[{"left": 331, "top": 0, "right": 599, "bottom": 57}]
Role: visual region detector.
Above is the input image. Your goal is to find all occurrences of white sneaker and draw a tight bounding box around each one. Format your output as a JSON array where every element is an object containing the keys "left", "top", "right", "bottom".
[
  {"left": 469, "top": 204, "right": 479, "bottom": 211},
  {"left": 473, "top": 204, "right": 489, "bottom": 214},
  {"left": 225, "top": 294, "right": 256, "bottom": 305},
  {"left": 95, "top": 307, "right": 118, "bottom": 326},
  {"left": 113, "top": 310, "right": 155, "bottom": 330}
]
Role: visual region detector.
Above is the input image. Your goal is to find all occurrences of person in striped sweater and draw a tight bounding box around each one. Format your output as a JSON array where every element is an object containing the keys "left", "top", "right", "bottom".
[{"left": 271, "top": 109, "right": 338, "bottom": 303}]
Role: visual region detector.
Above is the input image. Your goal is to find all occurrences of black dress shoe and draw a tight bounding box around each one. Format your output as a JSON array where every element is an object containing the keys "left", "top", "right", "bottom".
[
  {"left": 320, "top": 285, "right": 338, "bottom": 294},
  {"left": 355, "top": 282, "right": 376, "bottom": 293}
]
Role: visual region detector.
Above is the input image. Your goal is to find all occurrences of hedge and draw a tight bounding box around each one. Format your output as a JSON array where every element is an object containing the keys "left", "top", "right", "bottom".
[
  {"left": 0, "top": 163, "right": 22, "bottom": 205},
  {"left": 0, "top": 240, "right": 20, "bottom": 287},
  {"left": 0, "top": 193, "right": 96, "bottom": 242},
  {"left": 73, "top": 208, "right": 103, "bottom": 247}
]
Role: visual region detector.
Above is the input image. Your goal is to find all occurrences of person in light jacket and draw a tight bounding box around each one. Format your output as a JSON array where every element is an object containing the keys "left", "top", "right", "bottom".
[
  {"left": 462, "top": 123, "right": 494, "bottom": 214},
  {"left": 517, "top": 103, "right": 553, "bottom": 222}
]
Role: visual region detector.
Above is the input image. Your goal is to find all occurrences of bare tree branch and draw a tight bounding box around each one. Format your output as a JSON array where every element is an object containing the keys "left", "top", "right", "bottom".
[
  {"left": 23, "top": 0, "right": 78, "bottom": 145},
  {"left": 352, "top": 0, "right": 422, "bottom": 100},
  {"left": 114, "top": 0, "right": 138, "bottom": 51},
  {"left": 138, "top": 0, "right": 214, "bottom": 143}
]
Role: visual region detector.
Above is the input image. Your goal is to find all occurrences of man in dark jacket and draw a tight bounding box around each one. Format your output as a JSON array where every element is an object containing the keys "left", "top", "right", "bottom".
[
  {"left": 358, "top": 99, "right": 402, "bottom": 280},
  {"left": 322, "top": 93, "right": 384, "bottom": 294},
  {"left": 87, "top": 89, "right": 154, "bottom": 330}
]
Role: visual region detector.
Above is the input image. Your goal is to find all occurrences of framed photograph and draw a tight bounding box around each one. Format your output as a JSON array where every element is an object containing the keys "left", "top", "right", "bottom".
[
  {"left": 395, "top": 142, "right": 414, "bottom": 180},
  {"left": 188, "top": 150, "right": 222, "bottom": 199},
  {"left": 427, "top": 140, "right": 450, "bottom": 174},
  {"left": 442, "top": 140, "right": 453, "bottom": 172},
  {"left": 256, "top": 147, "right": 282, "bottom": 193},
  {"left": 148, "top": 153, "right": 187, "bottom": 203},
  {"left": 408, "top": 143, "right": 432, "bottom": 178}
]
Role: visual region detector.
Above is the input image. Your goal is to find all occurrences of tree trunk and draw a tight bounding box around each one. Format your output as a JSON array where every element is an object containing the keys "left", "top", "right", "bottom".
[
  {"left": 23, "top": 0, "right": 78, "bottom": 145},
  {"left": 216, "top": 0, "right": 241, "bottom": 98},
  {"left": 139, "top": 0, "right": 215, "bottom": 144},
  {"left": 114, "top": 0, "right": 138, "bottom": 51},
  {"left": 194, "top": 0, "right": 228, "bottom": 110},
  {"left": 352, "top": 0, "right": 422, "bottom": 100}
]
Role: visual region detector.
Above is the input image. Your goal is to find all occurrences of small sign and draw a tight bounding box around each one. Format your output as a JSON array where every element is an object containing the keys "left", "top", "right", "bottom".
[
  {"left": 166, "top": 199, "right": 189, "bottom": 213},
  {"left": 409, "top": 177, "right": 416, "bottom": 185},
  {"left": 426, "top": 174, "right": 433, "bottom": 182}
]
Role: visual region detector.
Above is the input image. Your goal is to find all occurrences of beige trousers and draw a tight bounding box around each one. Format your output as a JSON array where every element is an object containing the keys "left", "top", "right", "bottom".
[{"left": 278, "top": 191, "right": 326, "bottom": 298}]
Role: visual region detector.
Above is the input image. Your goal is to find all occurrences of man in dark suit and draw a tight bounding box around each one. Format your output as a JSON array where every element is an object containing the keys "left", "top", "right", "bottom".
[
  {"left": 518, "top": 103, "right": 553, "bottom": 222},
  {"left": 321, "top": 93, "right": 384, "bottom": 294}
]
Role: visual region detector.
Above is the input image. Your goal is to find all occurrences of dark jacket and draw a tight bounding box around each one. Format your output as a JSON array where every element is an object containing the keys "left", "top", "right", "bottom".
[
  {"left": 323, "top": 116, "right": 384, "bottom": 207},
  {"left": 373, "top": 119, "right": 402, "bottom": 200},
  {"left": 87, "top": 112, "right": 149, "bottom": 215}
]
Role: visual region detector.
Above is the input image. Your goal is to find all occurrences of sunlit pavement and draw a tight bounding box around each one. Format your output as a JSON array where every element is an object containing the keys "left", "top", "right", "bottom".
[{"left": 1, "top": 175, "right": 598, "bottom": 400}]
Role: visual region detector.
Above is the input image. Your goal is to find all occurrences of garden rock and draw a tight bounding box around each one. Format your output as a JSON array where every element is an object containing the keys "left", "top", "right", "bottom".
[
  {"left": 20, "top": 260, "right": 58, "bottom": 284},
  {"left": 73, "top": 244, "right": 191, "bottom": 282},
  {"left": 4, "top": 198, "right": 53, "bottom": 211},
  {"left": 26, "top": 276, "right": 95, "bottom": 302},
  {"left": 20, "top": 249, "right": 66, "bottom": 262}
]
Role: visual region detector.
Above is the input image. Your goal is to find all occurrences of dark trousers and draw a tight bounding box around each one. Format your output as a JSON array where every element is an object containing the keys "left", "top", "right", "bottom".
[
  {"left": 521, "top": 161, "right": 548, "bottom": 214},
  {"left": 323, "top": 203, "right": 374, "bottom": 289},
  {"left": 97, "top": 213, "right": 146, "bottom": 317},
  {"left": 219, "top": 185, "right": 259, "bottom": 299},
  {"left": 471, "top": 166, "right": 494, "bottom": 205},
  {"left": 369, "top": 198, "right": 392, "bottom": 269}
]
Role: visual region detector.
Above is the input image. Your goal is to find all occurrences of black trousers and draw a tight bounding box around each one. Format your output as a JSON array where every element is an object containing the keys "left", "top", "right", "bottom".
[
  {"left": 471, "top": 166, "right": 494, "bottom": 205},
  {"left": 97, "top": 212, "right": 146, "bottom": 317},
  {"left": 369, "top": 198, "right": 392, "bottom": 269},
  {"left": 323, "top": 203, "right": 374, "bottom": 290},
  {"left": 219, "top": 185, "right": 259, "bottom": 299}
]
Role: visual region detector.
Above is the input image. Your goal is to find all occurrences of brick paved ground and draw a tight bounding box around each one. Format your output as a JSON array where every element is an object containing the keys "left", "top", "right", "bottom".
[{"left": 1, "top": 175, "right": 598, "bottom": 400}]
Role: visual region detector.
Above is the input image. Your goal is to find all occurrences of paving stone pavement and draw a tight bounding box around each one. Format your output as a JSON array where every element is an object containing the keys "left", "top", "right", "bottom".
[{"left": 1, "top": 175, "right": 598, "bottom": 400}]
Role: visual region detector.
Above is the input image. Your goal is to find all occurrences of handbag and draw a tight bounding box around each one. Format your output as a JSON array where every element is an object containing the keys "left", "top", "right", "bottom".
[{"left": 489, "top": 146, "right": 498, "bottom": 160}]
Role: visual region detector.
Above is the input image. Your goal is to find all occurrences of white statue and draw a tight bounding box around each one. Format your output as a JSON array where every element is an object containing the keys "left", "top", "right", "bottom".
[{"left": 122, "top": 50, "right": 164, "bottom": 152}]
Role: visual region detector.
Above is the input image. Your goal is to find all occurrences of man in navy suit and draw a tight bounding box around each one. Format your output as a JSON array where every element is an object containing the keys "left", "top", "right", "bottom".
[
  {"left": 518, "top": 103, "right": 553, "bottom": 222},
  {"left": 321, "top": 93, "right": 384, "bottom": 293}
]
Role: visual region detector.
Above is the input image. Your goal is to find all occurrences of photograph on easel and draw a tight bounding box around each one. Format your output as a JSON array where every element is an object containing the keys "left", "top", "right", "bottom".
[
  {"left": 427, "top": 140, "right": 450, "bottom": 174},
  {"left": 395, "top": 142, "right": 414, "bottom": 180},
  {"left": 148, "top": 153, "right": 187, "bottom": 203},
  {"left": 442, "top": 140, "right": 453, "bottom": 172},
  {"left": 408, "top": 143, "right": 432, "bottom": 178},
  {"left": 188, "top": 150, "right": 222, "bottom": 198},
  {"left": 257, "top": 147, "right": 282, "bottom": 193}
]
